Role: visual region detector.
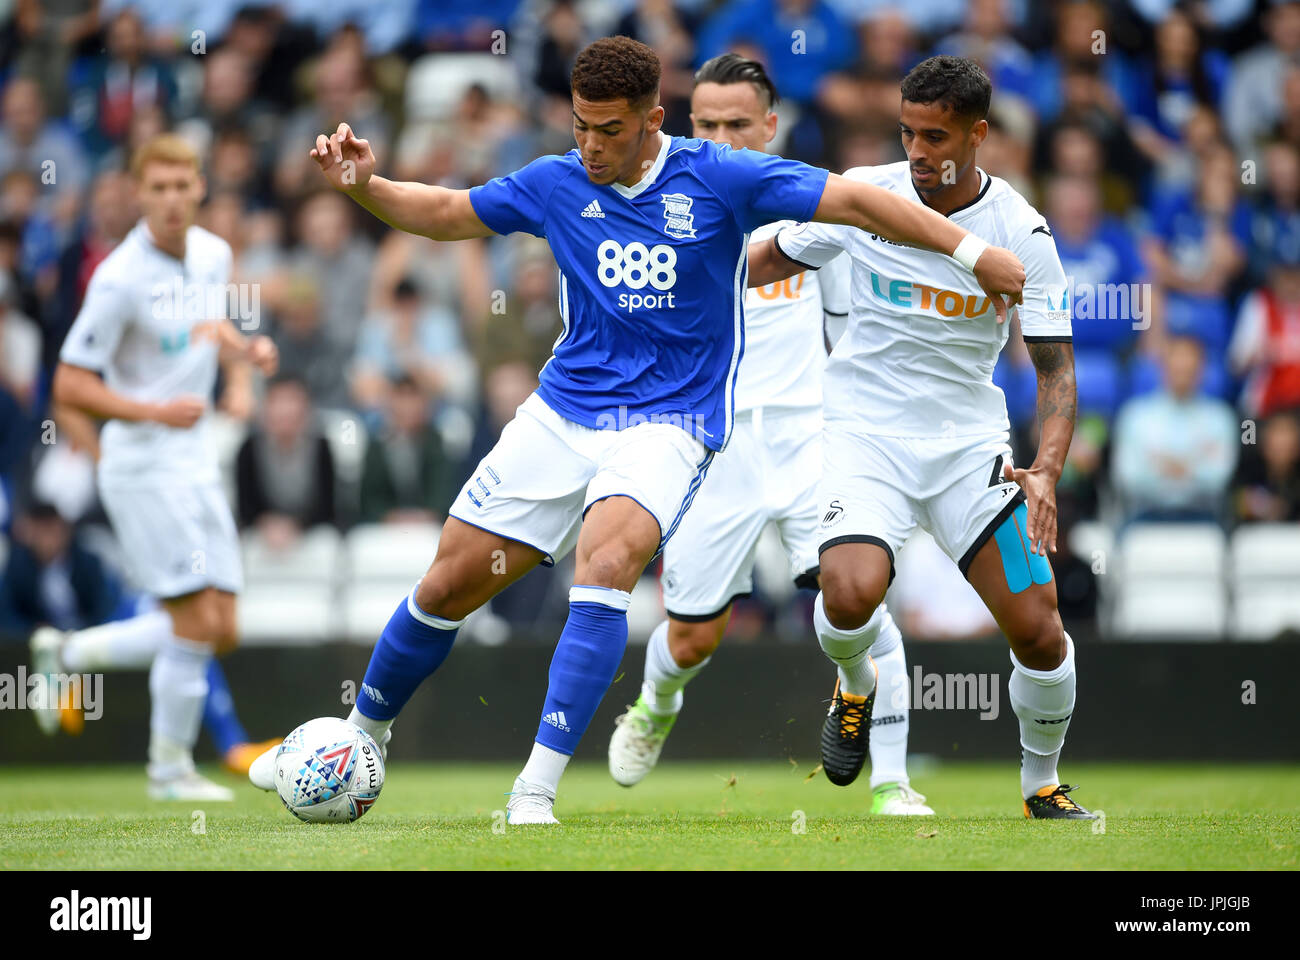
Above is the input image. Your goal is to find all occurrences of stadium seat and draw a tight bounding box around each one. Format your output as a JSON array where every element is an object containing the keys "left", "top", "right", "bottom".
[
  {"left": 242, "top": 525, "right": 341, "bottom": 591},
  {"left": 1110, "top": 524, "right": 1228, "bottom": 640},
  {"left": 1229, "top": 524, "right": 1300, "bottom": 641},
  {"left": 238, "top": 583, "right": 336, "bottom": 645},
  {"left": 405, "top": 53, "right": 521, "bottom": 122},
  {"left": 1111, "top": 580, "right": 1228, "bottom": 639},
  {"left": 1073, "top": 349, "right": 1122, "bottom": 418},
  {"left": 343, "top": 523, "right": 440, "bottom": 582}
]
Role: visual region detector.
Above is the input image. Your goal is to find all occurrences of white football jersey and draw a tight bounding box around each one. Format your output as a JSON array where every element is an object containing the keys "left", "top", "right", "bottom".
[
  {"left": 776, "top": 163, "right": 1071, "bottom": 440},
  {"left": 60, "top": 220, "right": 234, "bottom": 484},
  {"left": 735, "top": 220, "right": 850, "bottom": 413}
]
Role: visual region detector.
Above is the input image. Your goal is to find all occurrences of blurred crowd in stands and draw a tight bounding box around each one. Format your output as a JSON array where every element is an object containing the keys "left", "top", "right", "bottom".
[{"left": 1, "top": 0, "right": 1299, "bottom": 643}]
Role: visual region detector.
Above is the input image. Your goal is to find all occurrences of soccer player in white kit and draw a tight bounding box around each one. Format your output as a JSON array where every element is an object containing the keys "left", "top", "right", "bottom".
[
  {"left": 750, "top": 57, "right": 1097, "bottom": 819},
  {"left": 39, "top": 134, "right": 278, "bottom": 801},
  {"left": 607, "top": 55, "right": 933, "bottom": 816}
]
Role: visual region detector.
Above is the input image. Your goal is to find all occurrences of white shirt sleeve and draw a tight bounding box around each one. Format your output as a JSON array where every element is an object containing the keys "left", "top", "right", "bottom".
[
  {"left": 774, "top": 220, "right": 850, "bottom": 270},
  {"left": 59, "top": 273, "right": 133, "bottom": 371},
  {"left": 1011, "top": 217, "right": 1072, "bottom": 340}
]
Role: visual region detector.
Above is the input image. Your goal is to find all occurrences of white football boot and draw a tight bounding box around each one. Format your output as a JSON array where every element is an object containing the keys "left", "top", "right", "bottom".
[
  {"left": 249, "top": 723, "right": 391, "bottom": 791},
  {"left": 871, "top": 782, "right": 935, "bottom": 816},
  {"left": 149, "top": 770, "right": 235, "bottom": 802},
  {"left": 28, "top": 627, "right": 65, "bottom": 736},
  {"left": 505, "top": 777, "right": 559, "bottom": 825},
  {"left": 608, "top": 695, "right": 677, "bottom": 786}
]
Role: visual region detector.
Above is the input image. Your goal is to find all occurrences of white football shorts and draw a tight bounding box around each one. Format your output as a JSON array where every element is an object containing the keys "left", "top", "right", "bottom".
[
  {"left": 99, "top": 478, "right": 243, "bottom": 598},
  {"left": 817, "top": 425, "right": 1024, "bottom": 581},
  {"left": 662, "top": 407, "right": 821, "bottom": 619},
  {"left": 448, "top": 392, "right": 714, "bottom": 565}
]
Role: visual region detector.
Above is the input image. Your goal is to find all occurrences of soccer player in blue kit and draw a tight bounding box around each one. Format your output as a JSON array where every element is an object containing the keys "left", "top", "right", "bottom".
[{"left": 249, "top": 37, "right": 1027, "bottom": 824}]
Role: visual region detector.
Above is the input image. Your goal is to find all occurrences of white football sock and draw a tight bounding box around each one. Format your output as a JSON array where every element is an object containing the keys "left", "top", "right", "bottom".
[
  {"left": 1010, "top": 632, "right": 1076, "bottom": 798},
  {"left": 147, "top": 634, "right": 212, "bottom": 780},
  {"left": 866, "top": 612, "right": 910, "bottom": 789},
  {"left": 61, "top": 610, "right": 173, "bottom": 672},
  {"left": 813, "top": 591, "right": 882, "bottom": 698},
  {"left": 642, "top": 619, "right": 710, "bottom": 716},
  {"left": 519, "top": 741, "right": 569, "bottom": 795},
  {"left": 347, "top": 706, "right": 393, "bottom": 745}
]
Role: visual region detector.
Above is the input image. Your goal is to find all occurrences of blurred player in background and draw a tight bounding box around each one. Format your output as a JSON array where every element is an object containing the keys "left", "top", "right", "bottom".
[
  {"left": 750, "top": 56, "right": 1092, "bottom": 819},
  {"left": 35, "top": 134, "right": 279, "bottom": 800},
  {"left": 607, "top": 54, "right": 932, "bottom": 816},
  {"left": 249, "top": 36, "right": 1024, "bottom": 824}
]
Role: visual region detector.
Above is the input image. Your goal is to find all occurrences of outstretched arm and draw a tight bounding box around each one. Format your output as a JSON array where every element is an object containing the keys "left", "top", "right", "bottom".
[
  {"left": 311, "top": 123, "right": 494, "bottom": 241},
  {"left": 1003, "top": 340, "right": 1076, "bottom": 556},
  {"left": 812, "top": 173, "right": 1026, "bottom": 323},
  {"left": 747, "top": 236, "right": 805, "bottom": 287}
]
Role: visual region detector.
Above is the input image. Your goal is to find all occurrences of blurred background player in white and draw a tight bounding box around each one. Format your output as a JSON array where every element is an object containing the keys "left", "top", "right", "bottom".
[
  {"left": 35, "top": 134, "right": 278, "bottom": 801},
  {"left": 607, "top": 54, "right": 931, "bottom": 817},
  {"left": 751, "top": 56, "right": 1093, "bottom": 819}
]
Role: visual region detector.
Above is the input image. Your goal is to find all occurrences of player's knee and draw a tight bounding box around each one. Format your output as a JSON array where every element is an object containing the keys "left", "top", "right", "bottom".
[
  {"left": 668, "top": 620, "right": 723, "bottom": 667},
  {"left": 1010, "top": 610, "right": 1065, "bottom": 671},
  {"left": 820, "top": 569, "right": 885, "bottom": 630},
  {"left": 414, "top": 572, "right": 464, "bottom": 622},
  {"left": 581, "top": 540, "right": 644, "bottom": 590}
]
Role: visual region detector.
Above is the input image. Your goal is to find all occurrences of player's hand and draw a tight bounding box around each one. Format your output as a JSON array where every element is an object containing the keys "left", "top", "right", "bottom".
[
  {"left": 245, "top": 335, "right": 279, "bottom": 377},
  {"left": 152, "top": 396, "right": 206, "bottom": 428},
  {"left": 1003, "top": 461, "right": 1057, "bottom": 556},
  {"left": 973, "top": 246, "right": 1026, "bottom": 325},
  {"left": 310, "top": 122, "right": 375, "bottom": 194}
]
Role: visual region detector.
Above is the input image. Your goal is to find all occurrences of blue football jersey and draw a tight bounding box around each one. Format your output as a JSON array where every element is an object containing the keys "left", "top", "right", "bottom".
[{"left": 468, "top": 135, "right": 828, "bottom": 451}]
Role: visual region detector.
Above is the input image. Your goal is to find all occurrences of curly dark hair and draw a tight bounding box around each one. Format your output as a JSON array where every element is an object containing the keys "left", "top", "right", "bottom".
[
  {"left": 900, "top": 56, "right": 991, "bottom": 125},
  {"left": 570, "top": 36, "right": 661, "bottom": 110}
]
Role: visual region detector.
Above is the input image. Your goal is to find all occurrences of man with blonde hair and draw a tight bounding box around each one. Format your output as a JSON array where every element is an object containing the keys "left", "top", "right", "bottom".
[{"left": 33, "top": 134, "right": 278, "bottom": 800}]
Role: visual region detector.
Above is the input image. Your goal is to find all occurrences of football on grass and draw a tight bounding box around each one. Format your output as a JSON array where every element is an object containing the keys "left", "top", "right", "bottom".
[{"left": 274, "top": 717, "right": 384, "bottom": 823}]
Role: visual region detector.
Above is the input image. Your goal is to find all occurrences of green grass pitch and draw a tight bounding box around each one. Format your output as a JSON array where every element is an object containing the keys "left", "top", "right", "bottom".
[{"left": 2, "top": 761, "right": 1296, "bottom": 870}]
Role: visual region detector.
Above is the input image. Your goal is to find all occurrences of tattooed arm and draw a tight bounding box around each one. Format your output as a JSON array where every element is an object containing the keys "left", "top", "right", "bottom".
[{"left": 1003, "top": 339, "right": 1076, "bottom": 556}]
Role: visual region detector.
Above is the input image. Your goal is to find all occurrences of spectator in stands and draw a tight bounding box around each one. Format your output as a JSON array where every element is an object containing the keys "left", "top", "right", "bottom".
[
  {"left": 1112, "top": 335, "right": 1240, "bottom": 524},
  {"left": 933, "top": 0, "right": 1035, "bottom": 105},
  {"left": 0, "top": 500, "right": 122, "bottom": 638},
  {"left": 470, "top": 248, "right": 562, "bottom": 376},
  {"left": 1143, "top": 143, "right": 1251, "bottom": 352},
  {"left": 67, "top": 7, "right": 178, "bottom": 161},
  {"left": 696, "top": 0, "right": 855, "bottom": 107},
  {"left": 236, "top": 375, "right": 337, "bottom": 550},
  {"left": 1223, "top": 0, "right": 1300, "bottom": 155},
  {"left": 2, "top": 169, "right": 62, "bottom": 308},
  {"left": 1046, "top": 173, "right": 1146, "bottom": 354},
  {"left": 1126, "top": 6, "right": 1229, "bottom": 166},
  {"left": 269, "top": 273, "right": 350, "bottom": 411},
  {"left": 360, "top": 375, "right": 459, "bottom": 524},
  {"left": 284, "top": 190, "right": 374, "bottom": 356},
  {"left": 1232, "top": 222, "right": 1300, "bottom": 419},
  {"left": 1248, "top": 138, "right": 1300, "bottom": 286},
  {"left": 1235, "top": 409, "right": 1300, "bottom": 523},
  {"left": 275, "top": 36, "right": 391, "bottom": 198},
  {"left": 0, "top": 77, "right": 90, "bottom": 231},
  {"left": 350, "top": 277, "right": 476, "bottom": 427}
]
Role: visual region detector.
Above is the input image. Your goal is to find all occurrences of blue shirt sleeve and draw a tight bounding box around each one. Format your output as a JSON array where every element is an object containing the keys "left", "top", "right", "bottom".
[
  {"left": 468, "top": 153, "right": 570, "bottom": 238},
  {"left": 713, "top": 145, "right": 829, "bottom": 233}
]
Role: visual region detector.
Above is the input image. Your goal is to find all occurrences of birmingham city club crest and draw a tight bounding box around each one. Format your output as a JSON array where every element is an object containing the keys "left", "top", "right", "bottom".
[{"left": 660, "top": 193, "right": 696, "bottom": 239}]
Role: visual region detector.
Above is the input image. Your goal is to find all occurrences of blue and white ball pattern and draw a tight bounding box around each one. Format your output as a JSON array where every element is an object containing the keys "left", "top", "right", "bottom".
[{"left": 273, "top": 717, "right": 385, "bottom": 823}]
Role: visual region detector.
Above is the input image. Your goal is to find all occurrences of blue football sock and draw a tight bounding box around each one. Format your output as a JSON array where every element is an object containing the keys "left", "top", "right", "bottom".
[
  {"left": 201, "top": 659, "right": 248, "bottom": 755},
  {"left": 356, "top": 588, "right": 461, "bottom": 721},
  {"left": 535, "top": 586, "right": 632, "bottom": 755}
]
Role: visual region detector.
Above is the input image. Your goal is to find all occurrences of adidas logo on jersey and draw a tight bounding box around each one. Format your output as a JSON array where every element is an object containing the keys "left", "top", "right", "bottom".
[
  {"left": 581, "top": 200, "right": 605, "bottom": 219},
  {"left": 543, "top": 710, "right": 571, "bottom": 732}
]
